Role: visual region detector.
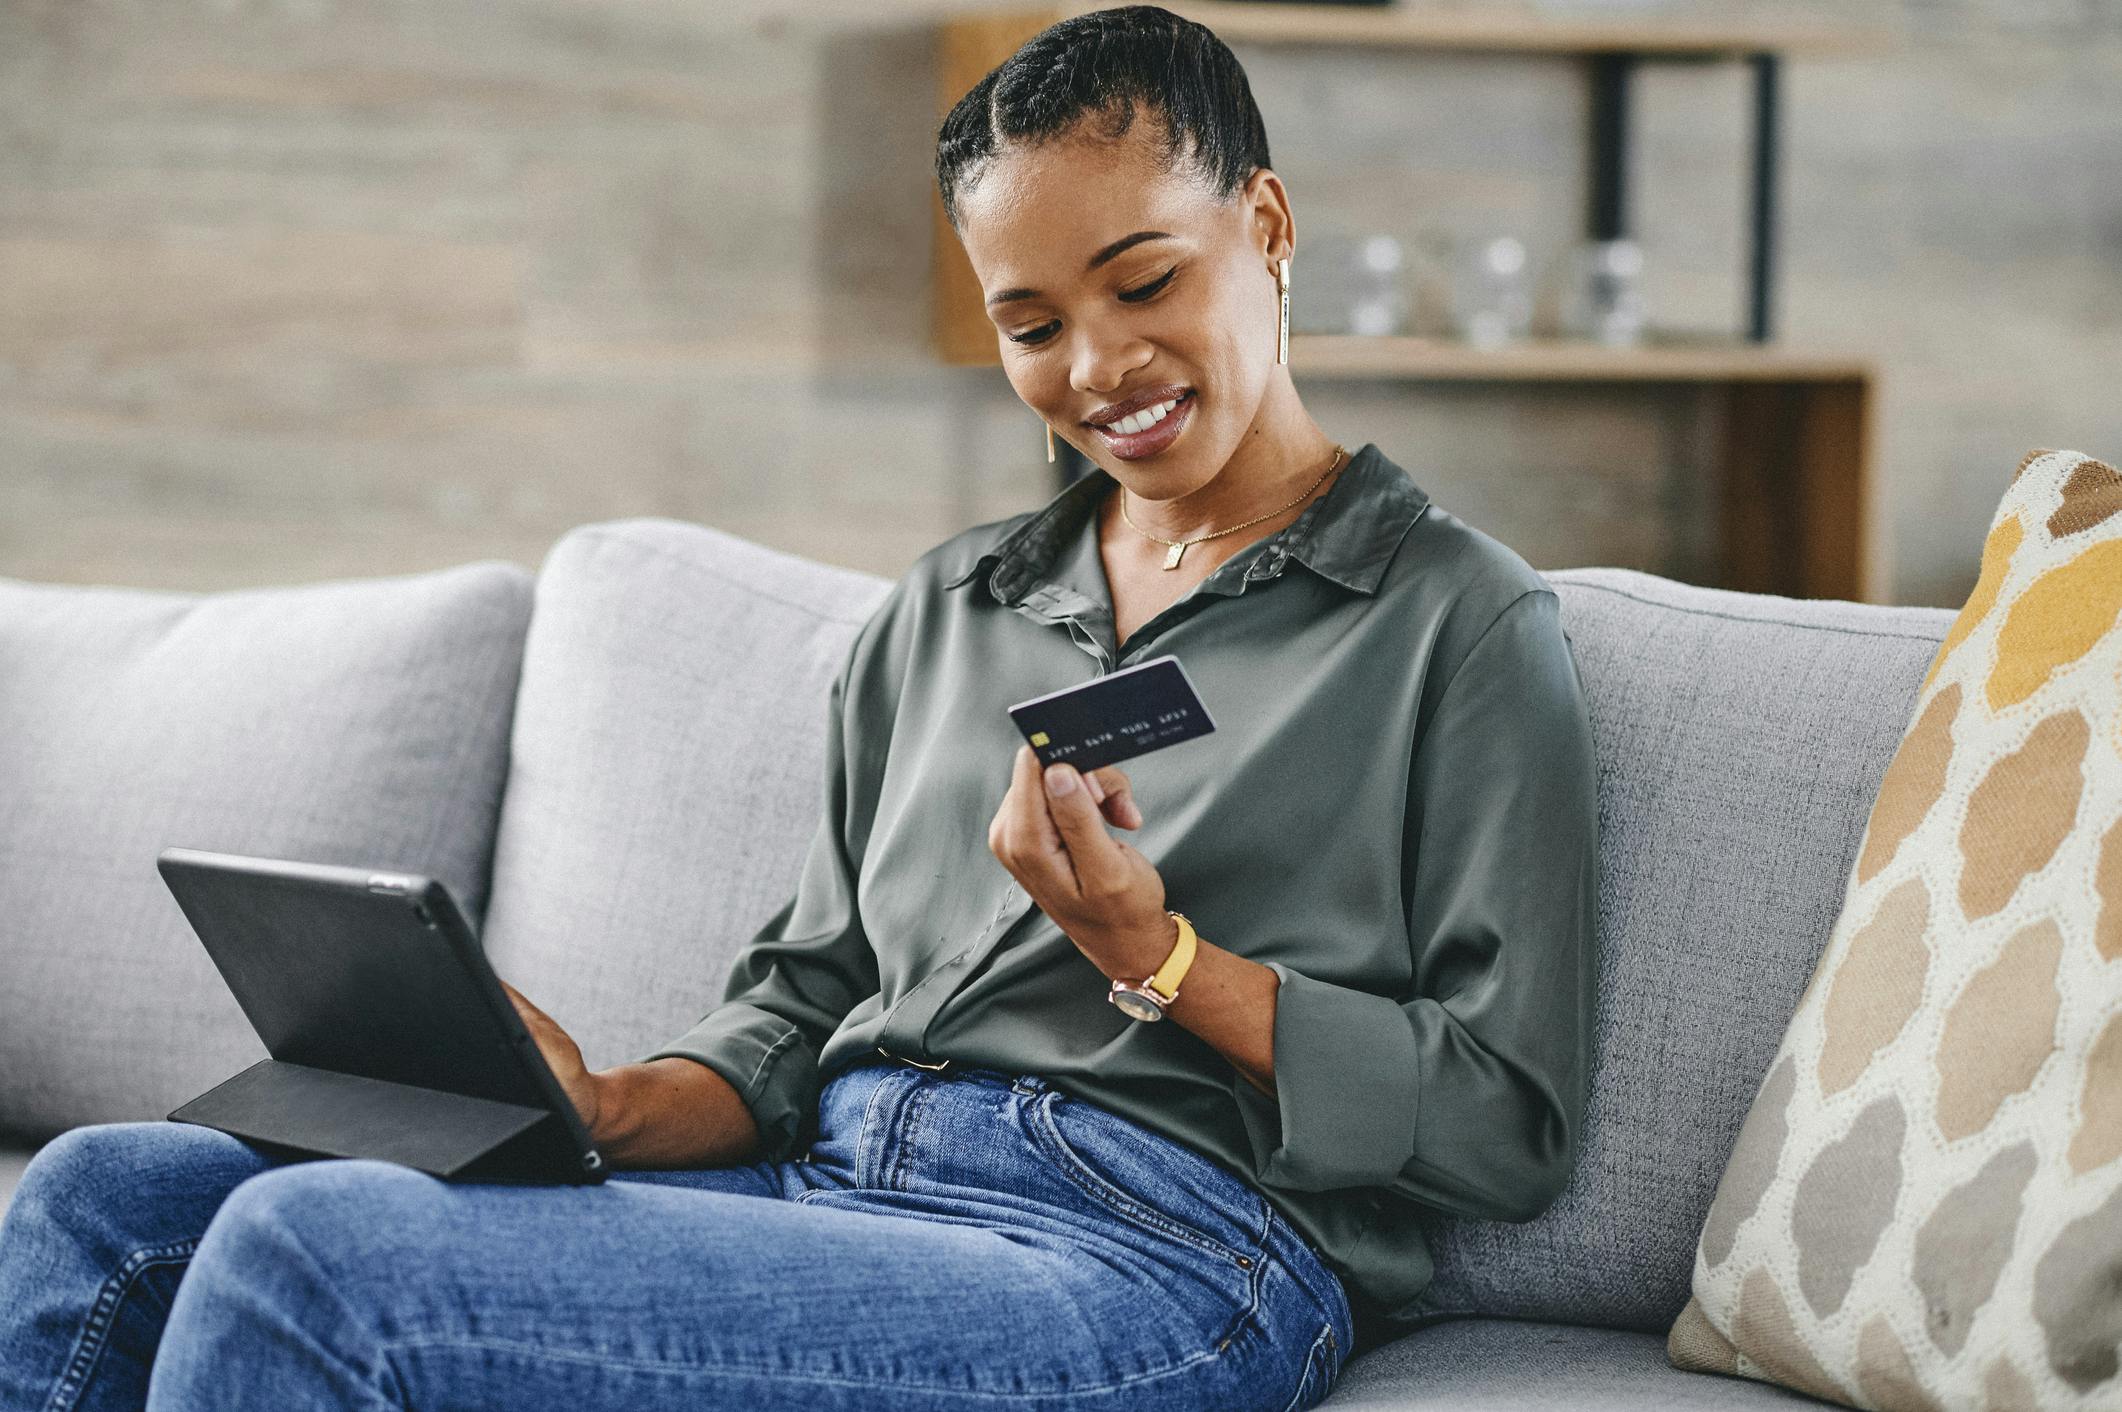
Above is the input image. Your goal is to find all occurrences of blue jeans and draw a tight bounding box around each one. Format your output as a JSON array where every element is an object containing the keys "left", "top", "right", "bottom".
[{"left": 0, "top": 1058, "right": 1352, "bottom": 1410}]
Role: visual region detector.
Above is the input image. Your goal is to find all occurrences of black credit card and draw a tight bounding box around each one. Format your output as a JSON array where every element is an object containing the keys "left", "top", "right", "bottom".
[{"left": 1008, "top": 654, "right": 1216, "bottom": 773}]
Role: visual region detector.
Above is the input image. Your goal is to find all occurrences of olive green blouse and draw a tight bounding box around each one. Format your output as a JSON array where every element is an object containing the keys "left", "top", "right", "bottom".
[{"left": 641, "top": 441, "right": 1600, "bottom": 1349}]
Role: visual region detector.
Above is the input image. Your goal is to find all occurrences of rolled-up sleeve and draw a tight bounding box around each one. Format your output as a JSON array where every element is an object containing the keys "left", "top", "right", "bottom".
[
  {"left": 636, "top": 587, "right": 901, "bottom": 1163},
  {"left": 1230, "top": 587, "right": 1599, "bottom": 1221}
]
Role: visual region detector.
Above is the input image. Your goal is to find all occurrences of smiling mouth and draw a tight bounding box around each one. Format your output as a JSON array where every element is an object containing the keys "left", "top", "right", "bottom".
[
  {"left": 1086, "top": 390, "right": 1196, "bottom": 461},
  {"left": 1093, "top": 390, "right": 1192, "bottom": 436}
]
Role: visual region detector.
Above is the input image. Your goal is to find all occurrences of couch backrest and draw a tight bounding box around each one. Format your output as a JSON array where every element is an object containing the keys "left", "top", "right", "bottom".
[
  {"left": 477, "top": 519, "right": 892, "bottom": 1074},
  {"left": 1409, "top": 567, "right": 1957, "bottom": 1332},
  {"left": 0, "top": 515, "right": 1965, "bottom": 1335},
  {"left": 0, "top": 563, "right": 532, "bottom": 1140}
]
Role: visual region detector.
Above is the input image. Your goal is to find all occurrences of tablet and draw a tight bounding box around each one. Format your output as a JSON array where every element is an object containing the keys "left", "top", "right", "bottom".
[{"left": 157, "top": 847, "right": 606, "bottom": 1184}]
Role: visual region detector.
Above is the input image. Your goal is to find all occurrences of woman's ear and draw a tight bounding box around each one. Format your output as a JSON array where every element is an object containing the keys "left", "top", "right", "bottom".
[{"left": 1244, "top": 167, "right": 1295, "bottom": 271}]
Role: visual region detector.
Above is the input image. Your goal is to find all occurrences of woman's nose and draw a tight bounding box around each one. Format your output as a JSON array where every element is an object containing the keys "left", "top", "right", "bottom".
[{"left": 1069, "top": 326, "right": 1151, "bottom": 396}]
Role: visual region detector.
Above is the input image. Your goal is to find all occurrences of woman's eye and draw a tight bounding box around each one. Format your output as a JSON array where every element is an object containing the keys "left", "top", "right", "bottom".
[
  {"left": 1120, "top": 267, "right": 1177, "bottom": 302},
  {"left": 1004, "top": 269, "right": 1174, "bottom": 346}
]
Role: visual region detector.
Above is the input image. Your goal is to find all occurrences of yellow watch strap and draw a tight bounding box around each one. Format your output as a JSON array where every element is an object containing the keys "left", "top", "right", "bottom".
[{"left": 1146, "top": 911, "right": 1198, "bottom": 1002}]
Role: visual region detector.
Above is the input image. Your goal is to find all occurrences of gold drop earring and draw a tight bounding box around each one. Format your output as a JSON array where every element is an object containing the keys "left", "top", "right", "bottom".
[
  {"left": 1276, "top": 256, "right": 1290, "bottom": 366},
  {"left": 1044, "top": 421, "right": 1056, "bottom": 463}
]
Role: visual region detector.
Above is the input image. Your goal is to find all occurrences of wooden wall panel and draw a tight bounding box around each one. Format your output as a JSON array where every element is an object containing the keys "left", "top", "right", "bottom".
[{"left": 0, "top": 0, "right": 2114, "bottom": 605}]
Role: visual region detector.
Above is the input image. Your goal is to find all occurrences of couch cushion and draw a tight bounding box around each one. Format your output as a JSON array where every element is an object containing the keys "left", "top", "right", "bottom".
[
  {"left": 0, "top": 563, "right": 532, "bottom": 1138},
  {"left": 1398, "top": 568, "right": 1959, "bottom": 1335},
  {"left": 478, "top": 519, "right": 891, "bottom": 1073},
  {"left": 1326, "top": 1318, "right": 1837, "bottom": 1409}
]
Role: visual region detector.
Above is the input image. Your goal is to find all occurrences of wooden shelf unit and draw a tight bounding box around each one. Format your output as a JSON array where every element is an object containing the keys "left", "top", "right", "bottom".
[
  {"left": 930, "top": 5, "right": 1891, "bottom": 602},
  {"left": 1282, "top": 336, "right": 1883, "bottom": 606},
  {"left": 1283, "top": 333, "right": 1869, "bottom": 383},
  {"left": 1043, "top": 3, "right": 1893, "bottom": 57}
]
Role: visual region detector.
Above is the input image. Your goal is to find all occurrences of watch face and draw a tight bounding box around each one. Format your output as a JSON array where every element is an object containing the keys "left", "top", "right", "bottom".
[{"left": 1110, "top": 987, "right": 1165, "bottom": 1022}]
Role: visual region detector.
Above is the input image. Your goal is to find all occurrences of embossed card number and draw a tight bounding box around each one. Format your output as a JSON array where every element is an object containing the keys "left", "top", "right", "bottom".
[{"left": 1008, "top": 654, "right": 1216, "bottom": 773}]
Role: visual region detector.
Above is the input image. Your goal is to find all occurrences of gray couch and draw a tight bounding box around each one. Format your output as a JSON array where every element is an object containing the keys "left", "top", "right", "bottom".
[{"left": 0, "top": 514, "right": 1960, "bottom": 1408}]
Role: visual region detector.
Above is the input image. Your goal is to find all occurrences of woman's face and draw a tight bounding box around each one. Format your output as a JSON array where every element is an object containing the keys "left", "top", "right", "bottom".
[{"left": 953, "top": 118, "right": 1290, "bottom": 487}]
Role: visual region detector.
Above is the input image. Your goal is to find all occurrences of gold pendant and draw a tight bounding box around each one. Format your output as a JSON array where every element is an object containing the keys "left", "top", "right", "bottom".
[{"left": 1163, "top": 542, "right": 1186, "bottom": 570}]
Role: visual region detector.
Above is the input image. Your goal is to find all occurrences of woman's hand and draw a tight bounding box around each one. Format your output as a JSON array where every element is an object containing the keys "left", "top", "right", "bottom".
[
  {"left": 497, "top": 983, "right": 773, "bottom": 1169},
  {"left": 990, "top": 745, "right": 1176, "bottom": 981},
  {"left": 497, "top": 978, "right": 604, "bottom": 1136}
]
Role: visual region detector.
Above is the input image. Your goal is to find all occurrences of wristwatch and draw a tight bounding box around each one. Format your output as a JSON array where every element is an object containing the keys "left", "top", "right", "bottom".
[{"left": 1108, "top": 911, "right": 1199, "bottom": 1022}]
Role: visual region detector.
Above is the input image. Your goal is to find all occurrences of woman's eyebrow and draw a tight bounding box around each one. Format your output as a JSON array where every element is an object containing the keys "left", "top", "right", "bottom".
[{"left": 985, "top": 230, "right": 1175, "bottom": 308}]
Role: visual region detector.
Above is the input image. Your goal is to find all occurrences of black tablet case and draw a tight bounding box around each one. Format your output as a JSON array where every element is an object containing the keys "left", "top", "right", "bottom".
[{"left": 158, "top": 850, "right": 606, "bottom": 1184}]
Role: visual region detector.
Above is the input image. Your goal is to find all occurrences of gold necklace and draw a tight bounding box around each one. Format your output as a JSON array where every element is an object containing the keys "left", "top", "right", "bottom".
[{"left": 1121, "top": 444, "right": 1349, "bottom": 571}]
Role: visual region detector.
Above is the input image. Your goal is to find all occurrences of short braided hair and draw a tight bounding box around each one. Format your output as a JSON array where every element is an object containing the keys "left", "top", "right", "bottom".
[{"left": 935, "top": 5, "right": 1272, "bottom": 232}]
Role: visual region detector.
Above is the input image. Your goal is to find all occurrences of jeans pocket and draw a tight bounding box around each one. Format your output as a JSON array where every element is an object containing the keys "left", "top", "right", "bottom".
[
  {"left": 1028, "top": 1091, "right": 1262, "bottom": 1269},
  {"left": 1277, "top": 1322, "right": 1339, "bottom": 1412}
]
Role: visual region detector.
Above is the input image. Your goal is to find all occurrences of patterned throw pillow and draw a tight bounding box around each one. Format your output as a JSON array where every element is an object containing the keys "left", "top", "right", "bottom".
[{"left": 1666, "top": 448, "right": 2122, "bottom": 1410}]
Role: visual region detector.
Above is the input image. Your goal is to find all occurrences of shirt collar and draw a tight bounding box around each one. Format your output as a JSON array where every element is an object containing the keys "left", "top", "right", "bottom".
[{"left": 942, "top": 442, "right": 1428, "bottom": 605}]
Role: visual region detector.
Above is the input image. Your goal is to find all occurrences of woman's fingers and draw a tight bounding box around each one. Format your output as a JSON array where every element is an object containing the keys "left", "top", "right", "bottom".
[
  {"left": 997, "top": 749, "right": 1141, "bottom": 865},
  {"left": 499, "top": 977, "right": 539, "bottom": 1022},
  {"left": 500, "top": 979, "right": 602, "bottom": 1129},
  {"left": 501, "top": 979, "right": 568, "bottom": 1065},
  {"left": 1087, "top": 765, "right": 1142, "bottom": 829},
  {"left": 997, "top": 745, "right": 1061, "bottom": 859}
]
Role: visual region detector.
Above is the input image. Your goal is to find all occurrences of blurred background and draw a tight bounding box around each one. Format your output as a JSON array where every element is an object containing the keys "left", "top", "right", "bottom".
[{"left": 3, "top": 0, "right": 2117, "bottom": 607}]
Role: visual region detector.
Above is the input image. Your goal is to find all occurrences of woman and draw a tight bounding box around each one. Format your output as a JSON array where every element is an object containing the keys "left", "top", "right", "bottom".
[{"left": 0, "top": 7, "right": 1598, "bottom": 1410}]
